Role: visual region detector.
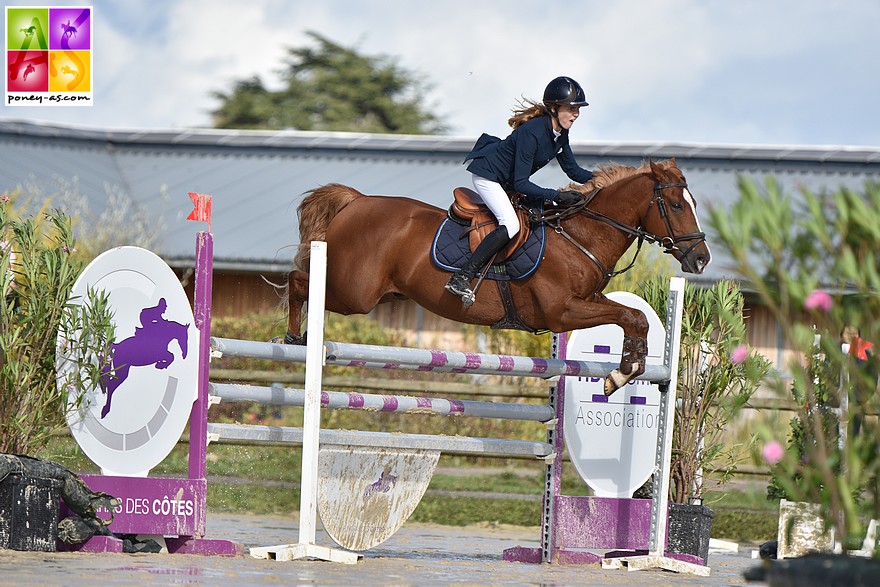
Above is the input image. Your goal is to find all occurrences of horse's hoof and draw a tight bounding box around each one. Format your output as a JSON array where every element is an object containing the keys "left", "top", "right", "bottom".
[
  {"left": 604, "top": 369, "right": 630, "bottom": 396},
  {"left": 283, "top": 331, "right": 307, "bottom": 345}
]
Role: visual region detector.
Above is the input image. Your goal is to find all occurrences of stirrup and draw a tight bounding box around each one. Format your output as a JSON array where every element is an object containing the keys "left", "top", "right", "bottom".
[{"left": 445, "top": 275, "right": 476, "bottom": 308}]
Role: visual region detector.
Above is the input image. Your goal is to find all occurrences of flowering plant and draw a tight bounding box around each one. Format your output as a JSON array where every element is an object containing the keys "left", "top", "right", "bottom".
[{"left": 709, "top": 176, "right": 880, "bottom": 552}]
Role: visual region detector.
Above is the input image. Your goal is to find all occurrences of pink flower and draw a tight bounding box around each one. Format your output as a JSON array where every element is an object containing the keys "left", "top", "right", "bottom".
[
  {"left": 731, "top": 345, "right": 749, "bottom": 364},
  {"left": 762, "top": 440, "right": 784, "bottom": 465},
  {"left": 804, "top": 289, "right": 833, "bottom": 312}
]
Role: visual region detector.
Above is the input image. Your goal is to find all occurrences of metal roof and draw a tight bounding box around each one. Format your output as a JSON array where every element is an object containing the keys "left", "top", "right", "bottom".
[{"left": 2, "top": 119, "right": 879, "bottom": 283}]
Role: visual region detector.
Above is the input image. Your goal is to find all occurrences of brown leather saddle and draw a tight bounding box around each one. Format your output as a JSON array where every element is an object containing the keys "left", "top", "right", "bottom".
[{"left": 448, "top": 187, "right": 532, "bottom": 261}]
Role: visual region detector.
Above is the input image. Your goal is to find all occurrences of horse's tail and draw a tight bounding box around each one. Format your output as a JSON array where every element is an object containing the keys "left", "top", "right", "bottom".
[{"left": 294, "top": 183, "right": 363, "bottom": 273}]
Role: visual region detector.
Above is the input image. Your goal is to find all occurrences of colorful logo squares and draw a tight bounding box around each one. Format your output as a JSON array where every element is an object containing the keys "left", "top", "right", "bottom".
[{"left": 6, "top": 6, "right": 93, "bottom": 104}]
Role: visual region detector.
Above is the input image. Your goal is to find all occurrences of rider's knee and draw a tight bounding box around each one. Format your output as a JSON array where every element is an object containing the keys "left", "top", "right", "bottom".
[{"left": 501, "top": 218, "right": 520, "bottom": 239}]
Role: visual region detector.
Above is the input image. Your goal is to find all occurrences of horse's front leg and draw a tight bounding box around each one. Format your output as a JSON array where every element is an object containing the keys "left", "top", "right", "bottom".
[
  {"left": 284, "top": 270, "right": 310, "bottom": 345},
  {"left": 155, "top": 350, "right": 174, "bottom": 369},
  {"left": 556, "top": 296, "right": 649, "bottom": 395},
  {"left": 100, "top": 364, "right": 129, "bottom": 419},
  {"left": 605, "top": 332, "right": 648, "bottom": 395}
]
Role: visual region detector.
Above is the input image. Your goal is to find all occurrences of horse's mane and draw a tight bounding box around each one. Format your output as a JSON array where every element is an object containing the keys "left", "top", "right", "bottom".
[{"left": 571, "top": 159, "right": 674, "bottom": 192}]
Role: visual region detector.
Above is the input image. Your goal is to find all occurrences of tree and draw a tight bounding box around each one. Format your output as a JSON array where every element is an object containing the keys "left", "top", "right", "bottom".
[
  {"left": 211, "top": 31, "right": 448, "bottom": 134},
  {"left": 9, "top": 179, "right": 165, "bottom": 262}
]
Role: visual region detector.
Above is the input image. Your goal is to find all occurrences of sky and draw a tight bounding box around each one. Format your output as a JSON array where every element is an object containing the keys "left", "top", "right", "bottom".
[{"left": 4, "top": 0, "right": 880, "bottom": 148}]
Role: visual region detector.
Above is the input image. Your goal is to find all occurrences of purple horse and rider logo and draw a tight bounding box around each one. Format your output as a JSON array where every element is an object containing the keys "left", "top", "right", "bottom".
[{"left": 99, "top": 298, "right": 190, "bottom": 419}]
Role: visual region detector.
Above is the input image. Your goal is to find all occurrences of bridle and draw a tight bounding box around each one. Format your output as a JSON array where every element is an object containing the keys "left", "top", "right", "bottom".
[{"left": 525, "top": 179, "right": 707, "bottom": 289}]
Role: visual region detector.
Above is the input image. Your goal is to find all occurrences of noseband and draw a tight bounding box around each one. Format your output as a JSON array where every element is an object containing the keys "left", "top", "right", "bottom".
[{"left": 527, "top": 180, "right": 707, "bottom": 289}]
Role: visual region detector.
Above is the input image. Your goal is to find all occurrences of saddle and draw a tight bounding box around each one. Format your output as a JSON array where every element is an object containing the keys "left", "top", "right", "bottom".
[{"left": 448, "top": 187, "right": 532, "bottom": 261}]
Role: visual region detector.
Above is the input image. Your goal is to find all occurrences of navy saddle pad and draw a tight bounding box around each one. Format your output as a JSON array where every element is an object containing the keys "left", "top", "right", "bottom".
[{"left": 430, "top": 214, "right": 546, "bottom": 281}]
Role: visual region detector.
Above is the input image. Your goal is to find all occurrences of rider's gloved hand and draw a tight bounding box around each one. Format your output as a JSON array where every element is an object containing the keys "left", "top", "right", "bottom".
[{"left": 552, "top": 190, "right": 582, "bottom": 207}]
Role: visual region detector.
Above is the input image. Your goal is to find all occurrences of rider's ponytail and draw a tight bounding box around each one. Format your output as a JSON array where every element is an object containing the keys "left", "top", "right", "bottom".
[{"left": 507, "top": 99, "right": 548, "bottom": 129}]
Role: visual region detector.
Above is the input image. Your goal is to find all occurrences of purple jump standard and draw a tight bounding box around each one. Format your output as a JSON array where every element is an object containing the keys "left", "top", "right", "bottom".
[{"left": 67, "top": 232, "right": 241, "bottom": 556}]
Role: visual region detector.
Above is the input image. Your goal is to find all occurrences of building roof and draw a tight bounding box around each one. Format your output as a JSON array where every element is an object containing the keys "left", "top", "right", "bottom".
[{"left": 2, "top": 119, "right": 880, "bottom": 283}]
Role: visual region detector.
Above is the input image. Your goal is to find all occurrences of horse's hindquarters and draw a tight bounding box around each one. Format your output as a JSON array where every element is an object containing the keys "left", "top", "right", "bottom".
[{"left": 321, "top": 196, "right": 447, "bottom": 315}]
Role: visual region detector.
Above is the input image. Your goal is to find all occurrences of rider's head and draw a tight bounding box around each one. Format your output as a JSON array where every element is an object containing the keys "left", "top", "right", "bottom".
[
  {"left": 543, "top": 77, "right": 588, "bottom": 131},
  {"left": 543, "top": 76, "right": 589, "bottom": 110}
]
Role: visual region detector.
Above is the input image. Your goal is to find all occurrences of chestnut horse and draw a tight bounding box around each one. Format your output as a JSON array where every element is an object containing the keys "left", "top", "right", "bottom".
[{"left": 285, "top": 158, "right": 710, "bottom": 394}]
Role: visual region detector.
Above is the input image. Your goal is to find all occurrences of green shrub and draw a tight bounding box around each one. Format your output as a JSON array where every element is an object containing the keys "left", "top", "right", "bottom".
[
  {"left": 641, "top": 277, "right": 771, "bottom": 504},
  {"left": 0, "top": 199, "right": 114, "bottom": 455}
]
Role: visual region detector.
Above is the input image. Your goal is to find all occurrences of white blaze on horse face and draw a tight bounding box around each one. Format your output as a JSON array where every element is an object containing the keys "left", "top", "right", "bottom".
[{"left": 683, "top": 187, "right": 711, "bottom": 262}]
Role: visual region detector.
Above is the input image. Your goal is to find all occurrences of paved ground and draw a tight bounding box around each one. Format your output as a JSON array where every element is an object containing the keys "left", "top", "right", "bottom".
[{"left": 0, "top": 513, "right": 767, "bottom": 586}]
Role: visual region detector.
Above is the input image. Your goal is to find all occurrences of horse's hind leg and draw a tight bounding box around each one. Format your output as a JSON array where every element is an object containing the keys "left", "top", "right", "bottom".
[{"left": 284, "top": 270, "right": 309, "bottom": 345}]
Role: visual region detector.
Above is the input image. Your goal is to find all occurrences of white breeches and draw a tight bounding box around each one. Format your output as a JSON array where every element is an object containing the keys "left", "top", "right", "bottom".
[{"left": 471, "top": 174, "right": 520, "bottom": 238}]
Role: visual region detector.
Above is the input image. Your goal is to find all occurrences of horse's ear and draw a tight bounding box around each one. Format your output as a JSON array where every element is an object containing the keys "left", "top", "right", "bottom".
[{"left": 649, "top": 159, "right": 662, "bottom": 177}]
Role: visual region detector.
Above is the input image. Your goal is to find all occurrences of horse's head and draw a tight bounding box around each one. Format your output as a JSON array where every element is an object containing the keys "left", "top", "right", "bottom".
[{"left": 641, "top": 159, "right": 711, "bottom": 274}]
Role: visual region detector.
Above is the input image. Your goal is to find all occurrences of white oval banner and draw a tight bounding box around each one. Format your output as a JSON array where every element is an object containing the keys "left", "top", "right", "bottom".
[
  {"left": 563, "top": 291, "right": 665, "bottom": 498},
  {"left": 58, "top": 247, "right": 198, "bottom": 477}
]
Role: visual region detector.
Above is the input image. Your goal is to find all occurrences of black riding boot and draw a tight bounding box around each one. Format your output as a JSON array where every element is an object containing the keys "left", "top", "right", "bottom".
[{"left": 445, "top": 226, "right": 511, "bottom": 307}]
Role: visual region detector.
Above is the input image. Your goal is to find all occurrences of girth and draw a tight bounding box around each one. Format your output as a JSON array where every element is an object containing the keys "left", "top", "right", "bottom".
[{"left": 488, "top": 269, "right": 540, "bottom": 334}]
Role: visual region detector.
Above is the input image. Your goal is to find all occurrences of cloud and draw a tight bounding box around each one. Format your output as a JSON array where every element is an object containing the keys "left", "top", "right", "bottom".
[{"left": 1, "top": 0, "right": 879, "bottom": 146}]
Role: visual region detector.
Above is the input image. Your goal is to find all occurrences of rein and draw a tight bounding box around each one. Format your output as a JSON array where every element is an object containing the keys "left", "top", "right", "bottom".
[{"left": 524, "top": 180, "right": 707, "bottom": 289}]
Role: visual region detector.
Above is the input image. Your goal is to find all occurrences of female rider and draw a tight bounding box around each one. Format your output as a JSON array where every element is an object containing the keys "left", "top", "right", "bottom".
[{"left": 445, "top": 76, "right": 594, "bottom": 306}]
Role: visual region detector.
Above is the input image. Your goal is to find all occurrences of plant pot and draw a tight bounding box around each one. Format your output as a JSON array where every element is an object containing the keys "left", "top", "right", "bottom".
[
  {"left": 745, "top": 553, "right": 880, "bottom": 587},
  {"left": 667, "top": 502, "right": 715, "bottom": 562},
  {"left": 0, "top": 473, "right": 62, "bottom": 552},
  {"left": 776, "top": 499, "right": 835, "bottom": 559}
]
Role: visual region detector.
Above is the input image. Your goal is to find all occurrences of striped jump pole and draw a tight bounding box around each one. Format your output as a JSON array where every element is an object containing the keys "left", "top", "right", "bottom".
[
  {"left": 211, "top": 337, "right": 671, "bottom": 382},
  {"left": 210, "top": 382, "right": 555, "bottom": 422}
]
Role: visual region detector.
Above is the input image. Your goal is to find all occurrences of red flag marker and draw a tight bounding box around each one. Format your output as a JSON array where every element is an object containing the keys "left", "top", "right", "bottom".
[{"left": 186, "top": 192, "right": 212, "bottom": 231}]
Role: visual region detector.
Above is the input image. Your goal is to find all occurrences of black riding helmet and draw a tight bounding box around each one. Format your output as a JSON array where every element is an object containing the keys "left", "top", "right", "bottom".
[{"left": 543, "top": 76, "right": 589, "bottom": 108}]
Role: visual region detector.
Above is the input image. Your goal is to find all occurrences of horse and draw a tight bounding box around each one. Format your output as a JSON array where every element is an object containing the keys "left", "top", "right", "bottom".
[
  {"left": 98, "top": 298, "right": 189, "bottom": 418},
  {"left": 61, "top": 21, "right": 77, "bottom": 39},
  {"left": 61, "top": 65, "right": 78, "bottom": 78},
  {"left": 20, "top": 26, "right": 36, "bottom": 37},
  {"left": 284, "top": 158, "right": 711, "bottom": 394}
]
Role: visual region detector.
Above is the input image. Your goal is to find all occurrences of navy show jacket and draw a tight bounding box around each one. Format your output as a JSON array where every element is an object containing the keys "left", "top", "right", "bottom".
[{"left": 463, "top": 115, "right": 593, "bottom": 202}]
